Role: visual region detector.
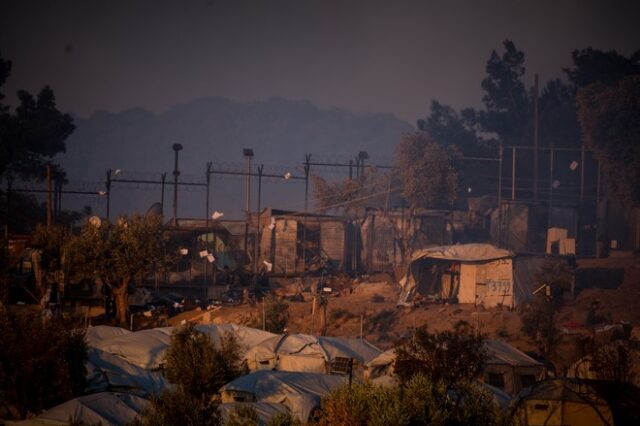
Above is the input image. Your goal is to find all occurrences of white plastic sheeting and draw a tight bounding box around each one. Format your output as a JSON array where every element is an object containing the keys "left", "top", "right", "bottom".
[
  {"left": 86, "top": 347, "right": 170, "bottom": 395},
  {"left": 85, "top": 325, "right": 131, "bottom": 346},
  {"left": 366, "top": 340, "right": 541, "bottom": 377},
  {"left": 407, "top": 244, "right": 513, "bottom": 263},
  {"left": 91, "top": 327, "right": 174, "bottom": 369},
  {"left": 5, "top": 392, "right": 148, "bottom": 426},
  {"left": 220, "top": 370, "right": 346, "bottom": 422},
  {"left": 245, "top": 333, "right": 382, "bottom": 373},
  {"left": 484, "top": 340, "right": 542, "bottom": 367},
  {"left": 87, "top": 324, "right": 276, "bottom": 370}
]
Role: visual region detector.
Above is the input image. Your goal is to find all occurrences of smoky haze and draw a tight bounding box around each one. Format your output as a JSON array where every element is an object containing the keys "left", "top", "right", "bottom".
[{"left": 1, "top": 0, "right": 638, "bottom": 218}]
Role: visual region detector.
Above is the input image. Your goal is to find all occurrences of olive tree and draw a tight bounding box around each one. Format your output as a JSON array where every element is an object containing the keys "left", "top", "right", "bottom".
[{"left": 69, "top": 214, "right": 170, "bottom": 326}]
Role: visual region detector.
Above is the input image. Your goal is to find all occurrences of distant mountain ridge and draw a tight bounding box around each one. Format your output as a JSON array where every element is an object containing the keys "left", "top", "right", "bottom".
[{"left": 60, "top": 96, "right": 413, "bottom": 218}]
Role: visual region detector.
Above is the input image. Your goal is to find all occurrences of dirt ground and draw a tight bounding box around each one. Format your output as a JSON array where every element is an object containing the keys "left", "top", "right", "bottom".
[{"left": 169, "top": 253, "right": 640, "bottom": 370}]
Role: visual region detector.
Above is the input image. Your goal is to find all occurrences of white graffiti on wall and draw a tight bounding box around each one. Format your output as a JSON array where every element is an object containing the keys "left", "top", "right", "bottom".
[{"left": 485, "top": 279, "right": 511, "bottom": 295}]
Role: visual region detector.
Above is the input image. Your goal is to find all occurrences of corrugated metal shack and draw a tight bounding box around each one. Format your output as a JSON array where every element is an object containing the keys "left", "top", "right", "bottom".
[{"left": 255, "top": 209, "right": 351, "bottom": 276}]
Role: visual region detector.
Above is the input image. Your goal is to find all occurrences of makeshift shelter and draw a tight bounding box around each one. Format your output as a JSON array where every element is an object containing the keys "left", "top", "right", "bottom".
[
  {"left": 512, "top": 379, "right": 640, "bottom": 426},
  {"left": 85, "top": 325, "right": 131, "bottom": 346},
  {"left": 88, "top": 324, "right": 276, "bottom": 370},
  {"left": 567, "top": 342, "right": 640, "bottom": 388},
  {"left": 86, "top": 347, "right": 169, "bottom": 395},
  {"left": 364, "top": 349, "right": 396, "bottom": 382},
  {"left": 244, "top": 333, "right": 382, "bottom": 373},
  {"left": 219, "top": 402, "right": 290, "bottom": 425},
  {"left": 220, "top": 370, "right": 346, "bottom": 422},
  {"left": 5, "top": 392, "right": 148, "bottom": 426},
  {"left": 483, "top": 340, "right": 544, "bottom": 395},
  {"left": 398, "top": 244, "right": 555, "bottom": 308},
  {"left": 90, "top": 327, "right": 174, "bottom": 369},
  {"left": 365, "top": 340, "right": 541, "bottom": 396}
]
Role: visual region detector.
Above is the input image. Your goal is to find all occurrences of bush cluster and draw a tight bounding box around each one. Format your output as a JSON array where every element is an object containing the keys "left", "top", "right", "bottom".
[{"left": 0, "top": 307, "right": 87, "bottom": 419}]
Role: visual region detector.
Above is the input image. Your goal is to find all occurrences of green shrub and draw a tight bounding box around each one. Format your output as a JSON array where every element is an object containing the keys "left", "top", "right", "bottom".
[
  {"left": 226, "top": 404, "right": 260, "bottom": 426},
  {"left": 252, "top": 295, "right": 289, "bottom": 334},
  {"left": 267, "top": 412, "right": 301, "bottom": 426},
  {"left": 0, "top": 307, "right": 87, "bottom": 419},
  {"left": 394, "top": 321, "right": 486, "bottom": 386},
  {"left": 133, "top": 387, "right": 220, "bottom": 426},
  {"left": 316, "top": 381, "right": 408, "bottom": 426},
  {"left": 315, "top": 374, "right": 511, "bottom": 426},
  {"left": 137, "top": 323, "right": 246, "bottom": 425},
  {"left": 164, "top": 323, "right": 246, "bottom": 398}
]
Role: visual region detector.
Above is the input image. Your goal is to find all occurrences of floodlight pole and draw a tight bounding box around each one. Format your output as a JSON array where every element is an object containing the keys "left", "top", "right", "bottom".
[
  {"left": 172, "top": 143, "right": 183, "bottom": 226},
  {"left": 302, "top": 154, "right": 311, "bottom": 275},
  {"left": 204, "top": 162, "right": 212, "bottom": 292},
  {"left": 106, "top": 169, "right": 112, "bottom": 219},
  {"left": 243, "top": 149, "right": 254, "bottom": 263},
  {"left": 548, "top": 145, "right": 554, "bottom": 229},
  {"left": 253, "top": 165, "right": 264, "bottom": 289},
  {"left": 160, "top": 172, "right": 167, "bottom": 217}
]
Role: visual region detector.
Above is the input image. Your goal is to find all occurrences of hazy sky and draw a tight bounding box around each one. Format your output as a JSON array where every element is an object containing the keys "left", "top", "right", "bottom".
[{"left": 1, "top": 0, "right": 639, "bottom": 123}]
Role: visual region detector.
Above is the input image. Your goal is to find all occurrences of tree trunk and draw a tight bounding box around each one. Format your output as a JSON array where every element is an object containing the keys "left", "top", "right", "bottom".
[
  {"left": 113, "top": 276, "right": 130, "bottom": 327},
  {"left": 31, "top": 250, "right": 45, "bottom": 299}
]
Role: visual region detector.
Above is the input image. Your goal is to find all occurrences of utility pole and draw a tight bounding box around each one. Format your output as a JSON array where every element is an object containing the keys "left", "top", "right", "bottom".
[
  {"left": 511, "top": 147, "right": 516, "bottom": 200},
  {"left": 204, "top": 162, "right": 212, "bottom": 292},
  {"left": 105, "top": 169, "right": 112, "bottom": 219},
  {"left": 302, "top": 154, "right": 311, "bottom": 274},
  {"left": 533, "top": 73, "right": 539, "bottom": 201},
  {"left": 579, "top": 143, "right": 586, "bottom": 256},
  {"left": 253, "top": 165, "right": 264, "bottom": 289},
  {"left": 548, "top": 146, "right": 555, "bottom": 228},
  {"left": 243, "top": 149, "right": 254, "bottom": 260},
  {"left": 46, "top": 165, "right": 52, "bottom": 228},
  {"left": 172, "top": 143, "right": 183, "bottom": 226},
  {"left": 160, "top": 172, "right": 166, "bottom": 216}
]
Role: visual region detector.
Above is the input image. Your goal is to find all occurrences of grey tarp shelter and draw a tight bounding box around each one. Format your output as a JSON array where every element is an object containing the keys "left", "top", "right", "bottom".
[
  {"left": 5, "top": 392, "right": 148, "bottom": 426},
  {"left": 89, "top": 324, "right": 276, "bottom": 370},
  {"left": 365, "top": 339, "right": 542, "bottom": 397},
  {"left": 244, "top": 333, "right": 382, "bottom": 373},
  {"left": 220, "top": 370, "right": 346, "bottom": 422},
  {"left": 484, "top": 340, "right": 544, "bottom": 395}
]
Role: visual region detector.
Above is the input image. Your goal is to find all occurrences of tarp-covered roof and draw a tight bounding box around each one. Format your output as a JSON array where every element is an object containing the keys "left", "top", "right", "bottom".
[
  {"left": 86, "top": 348, "right": 169, "bottom": 395},
  {"left": 366, "top": 340, "right": 541, "bottom": 372},
  {"left": 485, "top": 340, "right": 543, "bottom": 367},
  {"left": 244, "top": 333, "right": 382, "bottom": 373},
  {"left": 91, "top": 328, "right": 173, "bottom": 369},
  {"left": 5, "top": 392, "right": 148, "bottom": 426},
  {"left": 409, "top": 244, "right": 513, "bottom": 263},
  {"left": 221, "top": 370, "right": 345, "bottom": 402},
  {"left": 85, "top": 325, "right": 131, "bottom": 346},
  {"left": 88, "top": 324, "right": 276, "bottom": 370},
  {"left": 220, "top": 370, "right": 345, "bottom": 421}
]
